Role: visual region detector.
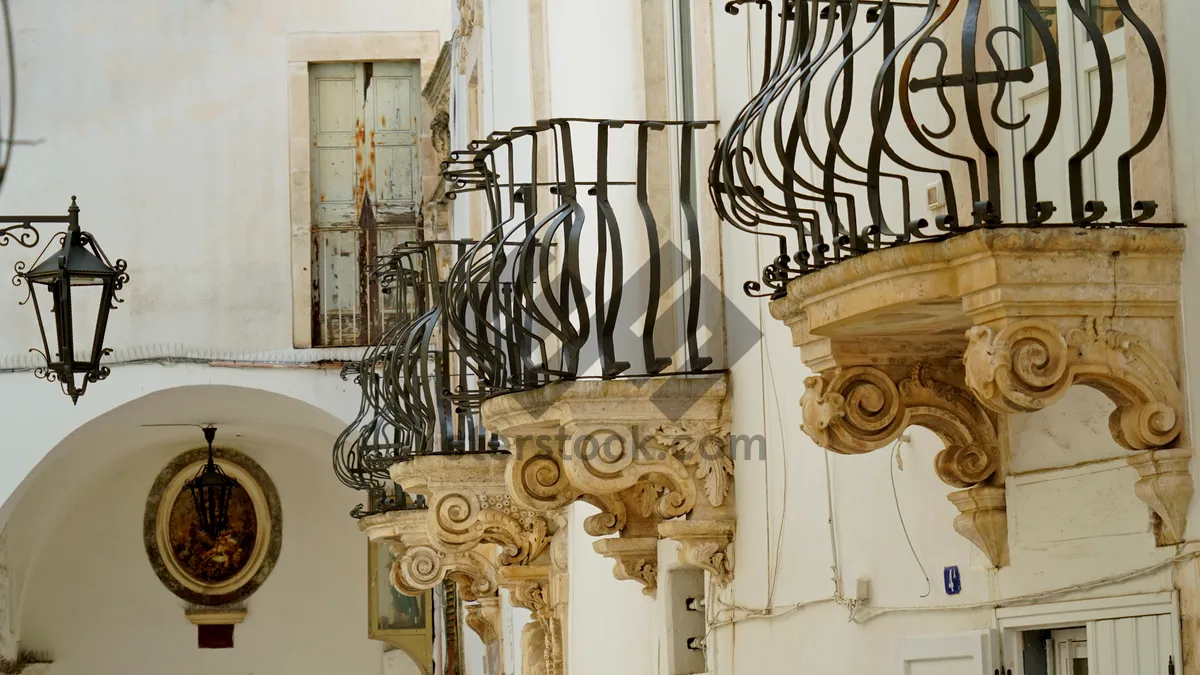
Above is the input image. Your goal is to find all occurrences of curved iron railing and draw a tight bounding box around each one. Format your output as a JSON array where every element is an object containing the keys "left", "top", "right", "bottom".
[
  {"left": 711, "top": 0, "right": 1173, "bottom": 299},
  {"left": 333, "top": 241, "right": 503, "bottom": 518},
  {"left": 334, "top": 117, "right": 723, "bottom": 515},
  {"left": 441, "top": 117, "right": 721, "bottom": 396}
]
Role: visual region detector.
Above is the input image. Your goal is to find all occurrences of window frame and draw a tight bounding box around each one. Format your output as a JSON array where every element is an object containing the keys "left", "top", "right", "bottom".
[{"left": 286, "top": 31, "right": 443, "bottom": 349}]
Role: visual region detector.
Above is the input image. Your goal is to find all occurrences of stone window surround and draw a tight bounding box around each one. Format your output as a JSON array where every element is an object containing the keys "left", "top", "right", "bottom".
[{"left": 286, "top": 31, "right": 444, "bottom": 349}]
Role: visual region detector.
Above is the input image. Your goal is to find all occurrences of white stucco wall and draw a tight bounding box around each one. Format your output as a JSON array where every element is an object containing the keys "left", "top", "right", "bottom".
[
  {"left": 0, "top": 0, "right": 451, "bottom": 671},
  {"left": 7, "top": 384, "right": 414, "bottom": 675}
]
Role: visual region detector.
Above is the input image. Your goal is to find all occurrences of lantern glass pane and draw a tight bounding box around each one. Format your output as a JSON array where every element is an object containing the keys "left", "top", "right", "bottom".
[{"left": 68, "top": 282, "right": 103, "bottom": 364}]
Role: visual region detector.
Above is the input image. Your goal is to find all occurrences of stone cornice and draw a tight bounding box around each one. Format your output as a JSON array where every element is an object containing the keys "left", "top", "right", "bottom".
[
  {"left": 421, "top": 40, "right": 452, "bottom": 108},
  {"left": 771, "top": 227, "right": 1183, "bottom": 326}
]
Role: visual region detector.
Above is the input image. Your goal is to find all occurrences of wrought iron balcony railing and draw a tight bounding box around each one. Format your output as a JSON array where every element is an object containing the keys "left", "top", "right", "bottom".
[
  {"left": 711, "top": 0, "right": 1174, "bottom": 299},
  {"left": 332, "top": 241, "right": 504, "bottom": 519},
  {"left": 442, "top": 117, "right": 721, "bottom": 395},
  {"left": 335, "top": 116, "right": 722, "bottom": 515}
]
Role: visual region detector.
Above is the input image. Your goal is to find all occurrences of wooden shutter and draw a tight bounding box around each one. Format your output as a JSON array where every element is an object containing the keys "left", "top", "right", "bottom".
[
  {"left": 1090, "top": 615, "right": 1176, "bottom": 675},
  {"left": 896, "top": 629, "right": 999, "bottom": 675},
  {"left": 364, "top": 61, "right": 423, "bottom": 333},
  {"left": 310, "top": 61, "right": 421, "bottom": 346}
]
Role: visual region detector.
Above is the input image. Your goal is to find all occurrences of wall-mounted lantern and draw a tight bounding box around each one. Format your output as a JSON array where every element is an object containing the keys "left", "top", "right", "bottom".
[{"left": 3, "top": 197, "right": 129, "bottom": 402}]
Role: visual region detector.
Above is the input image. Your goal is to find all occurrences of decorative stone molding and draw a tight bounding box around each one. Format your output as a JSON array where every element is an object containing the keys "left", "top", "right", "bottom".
[
  {"left": 482, "top": 375, "right": 736, "bottom": 593},
  {"left": 389, "top": 454, "right": 564, "bottom": 675},
  {"left": 771, "top": 227, "right": 1190, "bottom": 556},
  {"left": 464, "top": 595, "right": 502, "bottom": 645},
  {"left": 421, "top": 41, "right": 453, "bottom": 247},
  {"left": 359, "top": 509, "right": 500, "bottom": 602},
  {"left": 393, "top": 454, "right": 555, "bottom": 567},
  {"left": 1128, "top": 448, "right": 1194, "bottom": 546},
  {"left": 457, "top": 0, "right": 482, "bottom": 72},
  {"left": 799, "top": 363, "right": 1006, "bottom": 565},
  {"left": 592, "top": 537, "right": 659, "bottom": 595},
  {"left": 657, "top": 520, "right": 735, "bottom": 586},
  {"left": 964, "top": 316, "right": 1182, "bottom": 451},
  {"left": 947, "top": 485, "right": 1009, "bottom": 568},
  {"left": 500, "top": 565, "right": 562, "bottom": 675},
  {"left": 801, "top": 364, "right": 1001, "bottom": 488}
]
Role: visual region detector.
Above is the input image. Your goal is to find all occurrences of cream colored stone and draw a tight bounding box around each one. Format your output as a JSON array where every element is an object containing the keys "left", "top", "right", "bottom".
[
  {"left": 464, "top": 594, "right": 502, "bottom": 645},
  {"left": 358, "top": 509, "right": 500, "bottom": 601},
  {"left": 388, "top": 453, "right": 563, "bottom": 675},
  {"left": 799, "top": 362, "right": 1007, "bottom": 565},
  {"left": 771, "top": 227, "right": 1188, "bottom": 560},
  {"left": 483, "top": 376, "right": 736, "bottom": 591},
  {"left": 947, "top": 485, "right": 1009, "bottom": 568},
  {"left": 184, "top": 608, "right": 247, "bottom": 626},
  {"left": 1128, "top": 448, "right": 1194, "bottom": 546}
]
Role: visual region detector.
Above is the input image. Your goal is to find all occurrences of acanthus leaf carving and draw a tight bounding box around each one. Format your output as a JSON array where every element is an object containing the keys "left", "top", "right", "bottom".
[
  {"left": 648, "top": 422, "right": 734, "bottom": 507},
  {"left": 659, "top": 519, "right": 735, "bottom": 586},
  {"left": 964, "top": 317, "right": 1182, "bottom": 450}
]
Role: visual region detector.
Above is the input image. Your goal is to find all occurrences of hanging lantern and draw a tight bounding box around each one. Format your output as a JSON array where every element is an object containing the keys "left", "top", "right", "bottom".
[
  {"left": 185, "top": 426, "right": 239, "bottom": 538},
  {"left": 16, "top": 197, "right": 129, "bottom": 403}
]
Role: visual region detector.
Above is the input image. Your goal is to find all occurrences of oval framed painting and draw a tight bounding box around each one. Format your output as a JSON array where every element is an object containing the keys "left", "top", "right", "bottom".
[{"left": 144, "top": 447, "right": 283, "bottom": 606}]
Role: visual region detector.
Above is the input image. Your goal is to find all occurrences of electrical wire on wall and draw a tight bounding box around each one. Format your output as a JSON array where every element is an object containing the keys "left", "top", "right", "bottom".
[{"left": 890, "top": 437, "right": 931, "bottom": 598}]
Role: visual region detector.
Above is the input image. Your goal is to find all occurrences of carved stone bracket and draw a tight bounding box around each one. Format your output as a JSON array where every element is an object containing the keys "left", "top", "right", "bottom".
[
  {"left": 501, "top": 565, "right": 562, "bottom": 675},
  {"left": 359, "top": 509, "right": 500, "bottom": 602},
  {"left": 948, "top": 485, "right": 1009, "bottom": 567},
  {"left": 965, "top": 316, "right": 1183, "bottom": 451},
  {"left": 772, "top": 227, "right": 1190, "bottom": 557},
  {"left": 657, "top": 519, "right": 735, "bottom": 586},
  {"left": 390, "top": 454, "right": 564, "bottom": 675},
  {"left": 592, "top": 536, "right": 659, "bottom": 595},
  {"left": 802, "top": 364, "right": 1002, "bottom": 488},
  {"left": 393, "top": 454, "right": 556, "bottom": 567},
  {"left": 465, "top": 595, "right": 502, "bottom": 645},
  {"left": 800, "top": 363, "right": 1008, "bottom": 566},
  {"left": 482, "top": 375, "right": 736, "bottom": 593},
  {"left": 1128, "top": 448, "right": 1194, "bottom": 546}
]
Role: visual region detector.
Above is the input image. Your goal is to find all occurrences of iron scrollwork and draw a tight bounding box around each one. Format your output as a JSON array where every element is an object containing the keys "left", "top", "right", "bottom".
[{"left": 712, "top": 0, "right": 1174, "bottom": 298}]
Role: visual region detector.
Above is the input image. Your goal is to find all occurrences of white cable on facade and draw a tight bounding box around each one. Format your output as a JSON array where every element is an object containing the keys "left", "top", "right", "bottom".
[
  {"left": 889, "top": 438, "right": 931, "bottom": 598},
  {"left": 709, "top": 548, "right": 1200, "bottom": 634}
]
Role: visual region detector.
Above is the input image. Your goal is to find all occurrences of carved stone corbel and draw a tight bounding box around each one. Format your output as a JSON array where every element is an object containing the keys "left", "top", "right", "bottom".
[
  {"left": 359, "top": 509, "right": 501, "bottom": 601},
  {"left": 391, "top": 454, "right": 563, "bottom": 675},
  {"left": 465, "top": 595, "right": 502, "bottom": 645},
  {"left": 393, "top": 454, "right": 555, "bottom": 567},
  {"left": 1128, "top": 448, "right": 1194, "bottom": 546},
  {"left": 657, "top": 519, "right": 735, "bottom": 586},
  {"left": 800, "top": 363, "right": 1009, "bottom": 566},
  {"left": 772, "top": 228, "right": 1190, "bottom": 558},
  {"left": 501, "top": 565, "right": 562, "bottom": 675},
  {"left": 483, "top": 375, "right": 736, "bottom": 593},
  {"left": 964, "top": 316, "right": 1182, "bottom": 451},
  {"left": 947, "top": 485, "right": 1009, "bottom": 567}
]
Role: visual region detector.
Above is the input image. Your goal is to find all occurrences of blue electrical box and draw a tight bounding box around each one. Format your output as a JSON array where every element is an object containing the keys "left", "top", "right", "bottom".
[{"left": 943, "top": 566, "right": 962, "bottom": 595}]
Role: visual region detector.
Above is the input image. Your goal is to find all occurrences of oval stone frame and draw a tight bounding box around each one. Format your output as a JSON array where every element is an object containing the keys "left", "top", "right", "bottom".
[{"left": 144, "top": 447, "right": 283, "bottom": 606}]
